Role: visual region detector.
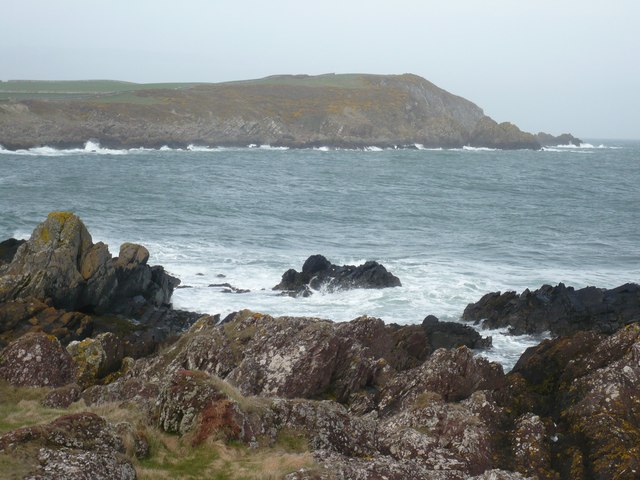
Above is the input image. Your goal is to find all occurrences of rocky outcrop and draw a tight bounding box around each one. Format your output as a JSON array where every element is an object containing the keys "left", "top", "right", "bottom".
[
  {"left": 2, "top": 303, "right": 637, "bottom": 479},
  {"left": 421, "top": 314, "right": 492, "bottom": 350},
  {"left": 499, "top": 324, "right": 640, "bottom": 480},
  {"left": 462, "top": 282, "right": 640, "bottom": 335},
  {"left": 469, "top": 117, "right": 540, "bottom": 150},
  {"left": 0, "top": 332, "right": 76, "bottom": 387},
  {"left": 0, "top": 212, "right": 179, "bottom": 315},
  {"left": 0, "top": 412, "right": 136, "bottom": 479},
  {"left": 535, "top": 132, "right": 582, "bottom": 146},
  {"left": 273, "top": 254, "right": 401, "bottom": 297},
  {"left": 0, "top": 73, "right": 556, "bottom": 150},
  {"left": 0, "top": 213, "right": 198, "bottom": 355}
]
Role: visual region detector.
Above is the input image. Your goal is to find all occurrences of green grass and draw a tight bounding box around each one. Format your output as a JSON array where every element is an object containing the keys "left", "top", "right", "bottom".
[
  {"left": 0, "top": 80, "right": 197, "bottom": 102},
  {"left": 221, "top": 73, "right": 369, "bottom": 89}
]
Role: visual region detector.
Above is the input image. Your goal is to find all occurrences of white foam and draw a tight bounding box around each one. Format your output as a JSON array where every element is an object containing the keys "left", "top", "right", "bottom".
[
  {"left": 461, "top": 146, "right": 498, "bottom": 152},
  {"left": 415, "top": 144, "right": 443, "bottom": 151},
  {"left": 364, "top": 146, "right": 384, "bottom": 152}
]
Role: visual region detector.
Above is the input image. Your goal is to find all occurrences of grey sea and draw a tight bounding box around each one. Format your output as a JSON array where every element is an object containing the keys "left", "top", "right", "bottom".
[{"left": 2, "top": 140, "right": 639, "bottom": 368}]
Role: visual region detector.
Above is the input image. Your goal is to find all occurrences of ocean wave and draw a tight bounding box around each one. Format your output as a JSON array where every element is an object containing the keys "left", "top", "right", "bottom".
[
  {"left": 551, "top": 143, "right": 621, "bottom": 150},
  {"left": 460, "top": 146, "right": 498, "bottom": 152},
  {"left": 414, "top": 144, "right": 443, "bottom": 151},
  {"left": 0, "top": 141, "right": 132, "bottom": 156}
]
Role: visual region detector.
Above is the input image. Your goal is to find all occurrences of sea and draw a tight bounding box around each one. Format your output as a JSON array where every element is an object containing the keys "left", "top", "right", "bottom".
[{"left": 1, "top": 140, "right": 639, "bottom": 369}]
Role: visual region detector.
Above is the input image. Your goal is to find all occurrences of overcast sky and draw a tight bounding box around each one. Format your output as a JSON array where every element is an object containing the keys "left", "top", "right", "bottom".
[{"left": 2, "top": 0, "right": 639, "bottom": 139}]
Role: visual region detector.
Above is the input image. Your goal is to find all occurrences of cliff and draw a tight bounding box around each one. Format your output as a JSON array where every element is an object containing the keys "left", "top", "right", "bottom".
[{"left": 0, "top": 74, "right": 564, "bottom": 150}]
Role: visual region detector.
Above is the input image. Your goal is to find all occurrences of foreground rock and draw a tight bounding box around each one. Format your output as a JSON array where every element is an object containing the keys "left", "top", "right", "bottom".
[
  {"left": 3, "top": 309, "right": 639, "bottom": 478},
  {"left": 77, "top": 310, "right": 640, "bottom": 479},
  {"left": 273, "top": 254, "right": 401, "bottom": 297},
  {"left": 0, "top": 412, "right": 136, "bottom": 479},
  {"left": 463, "top": 282, "right": 640, "bottom": 335},
  {"left": 0, "top": 332, "right": 76, "bottom": 387}
]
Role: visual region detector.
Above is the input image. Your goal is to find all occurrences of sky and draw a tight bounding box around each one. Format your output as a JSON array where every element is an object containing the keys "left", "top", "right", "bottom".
[{"left": 2, "top": 0, "right": 639, "bottom": 139}]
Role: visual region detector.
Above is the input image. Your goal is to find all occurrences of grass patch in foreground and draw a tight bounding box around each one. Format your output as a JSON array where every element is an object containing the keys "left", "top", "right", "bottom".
[{"left": 137, "top": 437, "right": 314, "bottom": 480}]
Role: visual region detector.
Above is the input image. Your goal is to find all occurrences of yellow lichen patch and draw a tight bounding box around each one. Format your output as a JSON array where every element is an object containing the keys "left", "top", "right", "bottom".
[{"left": 47, "top": 211, "right": 75, "bottom": 224}]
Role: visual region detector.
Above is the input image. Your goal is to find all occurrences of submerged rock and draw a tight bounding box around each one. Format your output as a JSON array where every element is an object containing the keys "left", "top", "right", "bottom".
[
  {"left": 273, "top": 254, "right": 401, "bottom": 297},
  {"left": 462, "top": 282, "right": 640, "bottom": 335}
]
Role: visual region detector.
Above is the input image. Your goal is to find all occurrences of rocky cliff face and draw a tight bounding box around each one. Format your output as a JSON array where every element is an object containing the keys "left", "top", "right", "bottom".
[{"left": 0, "top": 74, "right": 549, "bottom": 150}]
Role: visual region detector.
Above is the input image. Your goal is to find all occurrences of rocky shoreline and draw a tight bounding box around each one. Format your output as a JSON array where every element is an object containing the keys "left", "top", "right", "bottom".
[{"left": 1, "top": 213, "right": 638, "bottom": 479}]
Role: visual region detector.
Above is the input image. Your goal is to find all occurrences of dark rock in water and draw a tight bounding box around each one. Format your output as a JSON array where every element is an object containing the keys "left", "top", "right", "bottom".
[
  {"left": 463, "top": 282, "right": 640, "bottom": 335},
  {"left": 0, "top": 238, "right": 25, "bottom": 267},
  {"left": 0, "top": 212, "right": 179, "bottom": 316},
  {"left": 422, "top": 314, "right": 492, "bottom": 350},
  {"left": 208, "top": 282, "right": 250, "bottom": 294},
  {"left": 273, "top": 254, "right": 401, "bottom": 297},
  {"left": 0, "top": 412, "right": 136, "bottom": 479},
  {"left": 0, "top": 332, "right": 76, "bottom": 387},
  {"left": 535, "top": 131, "right": 582, "bottom": 146}
]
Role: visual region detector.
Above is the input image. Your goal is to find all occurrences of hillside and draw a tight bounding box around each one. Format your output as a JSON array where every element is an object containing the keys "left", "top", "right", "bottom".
[{"left": 0, "top": 74, "right": 574, "bottom": 150}]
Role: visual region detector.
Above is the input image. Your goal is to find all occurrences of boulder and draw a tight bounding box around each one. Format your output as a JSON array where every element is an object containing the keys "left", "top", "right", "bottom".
[
  {"left": 462, "top": 282, "right": 640, "bottom": 335},
  {"left": 41, "top": 383, "right": 83, "bottom": 409},
  {"left": 0, "top": 412, "right": 136, "bottom": 480},
  {"left": 273, "top": 254, "right": 401, "bottom": 297},
  {"left": 0, "top": 332, "right": 76, "bottom": 387},
  {"left": 66, "top": 332, "right": 126, "bottom": 388},
  {"left": 154, "top": 369, "right": 254, "bottom": 445},
  {"left": 422, "top": 314, "right": 492, "bottom": 350},
  {"left": 0, "top": 212, "right": 179, "bottom": 316}
]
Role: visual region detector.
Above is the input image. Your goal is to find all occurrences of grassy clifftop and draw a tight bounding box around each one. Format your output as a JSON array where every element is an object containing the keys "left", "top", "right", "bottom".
[{"left": 0, "top": 73, "right": 543, "bottom": 150}]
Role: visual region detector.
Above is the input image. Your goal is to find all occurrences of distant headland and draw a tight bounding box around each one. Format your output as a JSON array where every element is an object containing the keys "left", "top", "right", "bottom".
[{"left": 0, "top": 74, "right": 580, "bottom": 150}]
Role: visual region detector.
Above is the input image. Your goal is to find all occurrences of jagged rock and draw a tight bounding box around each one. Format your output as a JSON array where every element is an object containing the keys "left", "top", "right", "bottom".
[
  {"left": 0, "top": 212, "right": 179, "bottom": 316},
  {"left": 500, "top": 324, "right": 640, "bottom": 479},
  {"left": 422, "top": 314, "right": 492, "bottom": 350},
  {"left": 0, "top": 412, "right": 136, "bottom": 479},
  {"left": 66, "top": 332, "right": 126, "bottom": 388},
  {"left": 0, "top": 332, "right": 76, "bottom": 387},
  {"left": 121, "top": 312, "right": 436, "bottom": 403},
  {"left": 469, "top": 117, "right": 540, "bottom": 150},
  {"left": 0, "top": 297, "right": 94, "bottom": 349},
  {"left": 155, "top": 370, "right": 246, "bottom": 442},
  {"left": 41, "top": 383, "right": 83, "bottom": 409},
  {"left": 0, "top": 238, "right": 25, "bottom": 267},
  {"left": 462, "top": 282, "right": 640, "bottom": 335},
  {"left": 273, "top": 254, "right": 401, "bottom": 297},
  {"left": 536, "top": 132, "right": 582, "bottom": 146},
  {"left": 377, "top": 347, "right": 504, "bottom": 413},
  {"left": 510, "top": 414, "right": 557, "bottom": 480}
]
